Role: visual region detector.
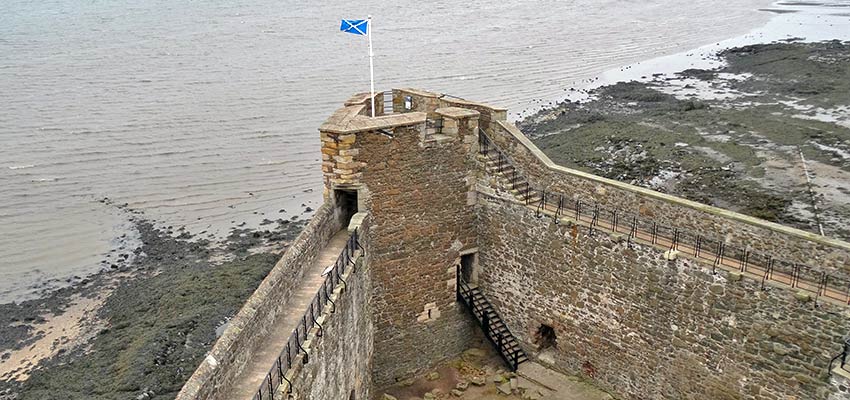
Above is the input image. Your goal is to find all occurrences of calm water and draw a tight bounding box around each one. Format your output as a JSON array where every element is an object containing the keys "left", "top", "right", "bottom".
[{"left": 0, "top": 0, "right": 819, "bottom": 302}]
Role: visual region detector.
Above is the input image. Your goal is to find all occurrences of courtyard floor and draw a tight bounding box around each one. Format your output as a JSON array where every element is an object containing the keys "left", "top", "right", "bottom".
[{"left": 381, "top": 342, "right": 614, "bottom": 400}]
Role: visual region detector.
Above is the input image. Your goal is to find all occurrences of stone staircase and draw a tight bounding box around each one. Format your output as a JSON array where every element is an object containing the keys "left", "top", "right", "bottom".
[{"left": 481, "top": 150, "right": 541, "bottom": 206}]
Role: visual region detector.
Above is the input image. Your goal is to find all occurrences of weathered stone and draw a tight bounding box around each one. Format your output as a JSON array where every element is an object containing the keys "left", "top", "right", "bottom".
[{"left": 497, "top": 382, "right": 512, "bottom": 395}]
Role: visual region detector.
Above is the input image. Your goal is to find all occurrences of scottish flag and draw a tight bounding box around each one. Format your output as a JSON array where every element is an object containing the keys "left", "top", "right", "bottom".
[{"left": 340, "top": 19, "right": 368, "bottom": 36}]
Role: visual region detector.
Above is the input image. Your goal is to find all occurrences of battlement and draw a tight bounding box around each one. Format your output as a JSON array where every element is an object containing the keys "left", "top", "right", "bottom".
[{"left": 180, "top": 89, "right": 850, "bottom": 400}]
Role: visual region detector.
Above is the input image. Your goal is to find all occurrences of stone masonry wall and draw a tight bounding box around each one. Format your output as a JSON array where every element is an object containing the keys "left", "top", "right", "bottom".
[
  {"left": 477, "top": 193, "right": 850, "bottom": 400},
  {"left": 486, "top": 121, "right": 850, "bottom": 278},
  {"left": 353, "top": 121, "right": 480, "bottom": 387},
  {"left": 177, "top": 204, "right": 345, "bottom": 400},
  {"left": 282, "top": 220, "right": 374, "bottom": 400}
]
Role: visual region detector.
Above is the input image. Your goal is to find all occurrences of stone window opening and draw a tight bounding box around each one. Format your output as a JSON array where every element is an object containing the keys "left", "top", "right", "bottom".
[
  {"left": 533, "top": 324, "right": 557, "bottom": 351},
  {"left": 349, "top": 389, "right": 355, "bottom": 400}
]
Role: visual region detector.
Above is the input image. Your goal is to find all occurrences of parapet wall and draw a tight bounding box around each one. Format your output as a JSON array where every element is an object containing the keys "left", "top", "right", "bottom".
[
  {"left": 177, "top": 204, "right": 345, "bottom": 400},
  {"left": 477, "top": 195, "right": 850, "bottom": 399},
  {"left": 486, "top": 120, "right": 850, "bottom": 278},
  {"left": 274, "top": 216, "right": 375, "bottom": 399}
]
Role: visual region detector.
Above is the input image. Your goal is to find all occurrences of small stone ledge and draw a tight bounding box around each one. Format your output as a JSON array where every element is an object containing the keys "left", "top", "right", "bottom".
[
  {"left": 320, "top": 110, "right": 427, "bottom": 135},
  {"left": 435, "top": 107, "right": 480, "bottom": 119},
  {"left": 348, "top": 212, "right": 368, "bottom": 233},
  {"left": 834, "top": 366, "right": 850, "bottom": 380}
]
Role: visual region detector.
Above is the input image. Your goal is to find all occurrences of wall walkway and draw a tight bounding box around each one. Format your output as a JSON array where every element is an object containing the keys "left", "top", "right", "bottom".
[{"left": 223, "top": 229, "right": 352, "bottom": 399}]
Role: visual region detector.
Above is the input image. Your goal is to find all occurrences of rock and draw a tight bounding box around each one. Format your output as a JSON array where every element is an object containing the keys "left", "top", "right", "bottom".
[
  {"left": 492, "top": 374, "right": 505, "bottom": 383},
  {"left": 664, "top": 249, "right": 679, "bottom": 261},
  {"left": 451, "top": 389, "right": 464, "bottom": 397},
  {"left": 497, "top": 382, "right": 512, "bottom": 395},
  {"left": 382, "top": 394, "right": 398, "bottom": 400},
  {"left": 462, "top": 348, "right": 486, "bottom": 361},
  {"left": 426, "top": 371, "right": 440, "bottom": 381},
  {"left": 456, "top": 380, "right": 469, "bottom": 391},
  {"left": 794, "top": 291, "right": 811, "bottom": 302},
  {"left": 470, "top": 376, "right": 486, "bottom": 386},
  {"left": 521, "top": 389, "right": 542, "bottom": 400},
  {"left": 423, "top": 393, "right": 435, "bottom": 400},
  {"left": 510, "top": 377, "right": 518, "bottom": 390}
]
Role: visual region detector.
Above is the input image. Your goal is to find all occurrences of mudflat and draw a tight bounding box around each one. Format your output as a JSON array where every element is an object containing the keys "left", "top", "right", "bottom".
[
  {"left": 522, "top": 41, "right": 850, "bottom": 241},
  {"left": 0, "top": 207, "right": 308, "bottom": 400}
]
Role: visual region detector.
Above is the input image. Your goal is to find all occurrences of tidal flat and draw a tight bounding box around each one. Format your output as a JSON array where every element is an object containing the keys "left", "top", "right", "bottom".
[
  {"left": 0, "top": 210, "right": 308, "bottom": 400},
  {"left": 521, "top": 41, "right": 850, "bottom": 241}
]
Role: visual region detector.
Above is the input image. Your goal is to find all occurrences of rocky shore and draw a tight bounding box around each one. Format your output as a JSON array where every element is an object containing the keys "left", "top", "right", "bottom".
[
  {"left": 0, "top": 207, "right": 308, "bottom": 399},
  {"left": 520, "top": 41, "right": 850, "bottom": 241}
]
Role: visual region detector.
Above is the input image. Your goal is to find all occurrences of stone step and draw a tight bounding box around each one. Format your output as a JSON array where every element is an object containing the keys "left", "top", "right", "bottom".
[{"left": 517, "top": 362, "right": 614, "bottom": 400}]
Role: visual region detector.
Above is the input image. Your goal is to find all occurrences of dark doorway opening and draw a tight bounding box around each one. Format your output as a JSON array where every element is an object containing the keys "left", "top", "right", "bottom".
[
  {"left": 534, "top": 324, "right": 557, "bottom": 350},
  {"left": 460, "top": 253, "right": 476, "bottom": 284},
  {"left": 349, "top": 389, "right": 356, "bottom": 400},
  {"left": 335, "top": 189, "right": 358, "bottom": 227}
]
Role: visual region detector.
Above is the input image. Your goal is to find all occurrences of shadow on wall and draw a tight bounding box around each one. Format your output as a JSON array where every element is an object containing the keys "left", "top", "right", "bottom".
[{"left": 335, "top": 188, "right": 358, "bottom": 228}]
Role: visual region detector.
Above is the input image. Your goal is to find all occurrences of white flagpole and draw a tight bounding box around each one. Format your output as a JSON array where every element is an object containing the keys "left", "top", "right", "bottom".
[{"left": 367, "top": 15, "right": 375, "bottom": 117}]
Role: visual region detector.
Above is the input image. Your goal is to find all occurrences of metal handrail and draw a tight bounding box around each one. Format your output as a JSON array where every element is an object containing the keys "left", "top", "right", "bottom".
[
  {"left": 456, "top": 271, "right": 525, "bottom": 371},
  {"left": 477, "top": 129, "right": 850, "bottom": 307},
  {"left": 829, "top": 338, "right": 850, "bottom": 375},
  {"left": 253, "top": 229, "right": 361, "bottom": 400}
]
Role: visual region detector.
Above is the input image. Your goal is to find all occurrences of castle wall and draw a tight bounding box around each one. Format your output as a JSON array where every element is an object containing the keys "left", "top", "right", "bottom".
[
  {"left": 486, "top": 120, "right": 850, "bottom": 277},
  {"left": 177, "top": 204, "right": 346, "bottom": 400},
  {"left": 476, "top": 194, "right": 850, "bottom": 400},
  {"left": 280, "top": 222, "right": 374, "bottom": 400},
  {"left": 352, "top": 120, "right": 480, "bottom": 386}
]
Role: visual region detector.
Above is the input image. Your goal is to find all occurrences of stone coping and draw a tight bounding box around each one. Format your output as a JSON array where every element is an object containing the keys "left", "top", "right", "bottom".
[
  {"left": 495, "top": 120, "right": 850, "bottom": 253},
  {"left": 320, "top": 105, "right": 426, "bottom": 135},
  {"left": 176, "top": 204, "right": 338, "bottom": 400},
  {"left": 435, "top": 106, "right": 480, "bottom": 119},
  {"left": 834, "top": 366, "right": 850, "bottom": 380},
  {"left": 397, "top": 87, "right": 508, "bottom": 113}
]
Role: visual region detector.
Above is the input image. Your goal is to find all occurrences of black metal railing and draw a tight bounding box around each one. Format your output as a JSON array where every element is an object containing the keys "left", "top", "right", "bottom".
[
  {"left": 829, "top": 338, "right": 850, "bottom": 376},
  {"left": 478, "top": 129, "right": 850, "bottom": 307},
  {"left": 253, "top": 229, "right": 362, "bottom": 400},
  {"left": 457, "top": 271, "right": 526, "bottom": 371}
]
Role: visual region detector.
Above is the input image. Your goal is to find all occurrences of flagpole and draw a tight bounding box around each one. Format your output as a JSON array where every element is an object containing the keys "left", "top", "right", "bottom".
[{"left": 367, "top": 15, "right": 375, "bottom": 117}]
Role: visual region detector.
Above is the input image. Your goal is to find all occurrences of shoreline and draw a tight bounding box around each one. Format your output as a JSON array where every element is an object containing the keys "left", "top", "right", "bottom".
[
  {"left": 522, "top": 40, "right": 850, "bottom": 242},
  {"left": 2, "top": 2, "right": 847, "bottom": 398},
  {"left": 513, "top": 0, "right": 850, "bottom": 120},
  {"left": 0, "top": 206, "right": 310, "bottom": 399}
]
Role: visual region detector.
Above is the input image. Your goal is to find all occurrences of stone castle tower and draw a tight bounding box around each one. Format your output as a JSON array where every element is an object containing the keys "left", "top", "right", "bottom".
[{"left": 179, "top": 88, "right": 850, "bottom": 400}]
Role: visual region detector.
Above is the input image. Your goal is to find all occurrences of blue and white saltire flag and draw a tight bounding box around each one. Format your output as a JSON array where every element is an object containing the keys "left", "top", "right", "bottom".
[
  {"left": 340, "top": 17, "right": 375, "bottom": 116},
  {"left": 340, "top": 19, "right": 368, "bottom": 36}
]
